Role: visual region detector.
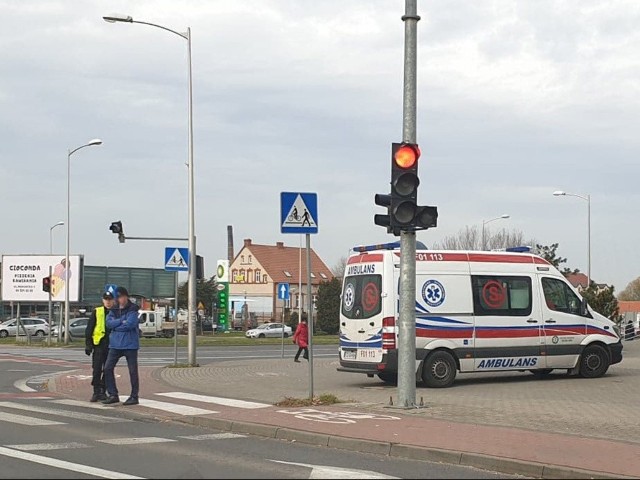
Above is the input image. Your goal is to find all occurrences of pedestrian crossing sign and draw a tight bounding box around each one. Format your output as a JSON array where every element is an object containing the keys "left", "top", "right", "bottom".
[
  {"left": 164, "top": 247, "right": 189, "bottom": 272},
  {"left": 280, "top": 192, "right": 318, "bottom": 234}
]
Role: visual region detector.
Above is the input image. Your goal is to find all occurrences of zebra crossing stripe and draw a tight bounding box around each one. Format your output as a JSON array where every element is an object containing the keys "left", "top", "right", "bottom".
[
  {"left": 50, "top": 399, "right": 111, "bottom": 410},
  {"left": 138, "top": 399, "right": 217, "bottom": 416},
  {"left": 156, "top": 392, "right": 269, "bottom": 409},
  {"left": 178, "top": 433, "right": 246, "bottom": 440},
  {"left": 5, "top": 442, "right": 90, "bottom": 451},
  {"left": 98, "top": 437, "right": 176, "bottom": 445},
  {"left": 0, "top": 411, "right": 65, "bottom": 426},
  {"left": 0, "top": 446, "right": 143, "bottom": 479},
  {"left": 0, "top": 402, "right": 131, "bottom": 423}
]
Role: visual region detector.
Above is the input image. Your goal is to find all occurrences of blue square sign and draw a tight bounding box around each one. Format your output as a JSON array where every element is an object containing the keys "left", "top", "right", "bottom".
[
  {"left": 280, "top": 192, "right": 318, "bottom": 234},
  {"left": 165, "top": 247, "right": 189, "bottom": 272}
]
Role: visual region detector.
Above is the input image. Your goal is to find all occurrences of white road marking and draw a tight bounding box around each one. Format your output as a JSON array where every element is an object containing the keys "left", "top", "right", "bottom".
[
  {"left": 6, "top": 442, "right": 90, "bottom": 451},
  {"left": 13, "top": 379, "right": 36, "bottom": 392},
  {"left": 7, "top": 369, "right": 32, "bottom": 372},
  {"left": 138, "top": 398, "right": 218, "bottom": 416},
  {"left": 178, "top": 433, "right": 246, "bottom": 440},
  {"left": 0, "top": 401, "right": 131, "bottom": 423},
  {"left": 50, "top": 399, "right": 111, "bottom": 410},
  {"left": 156, "top": 392, "right": 269, "bottom": 409},
  {"left": 0, "top": 445, "right": 143, "bottom": 479},
  {"left": 98, "top": 437, "right": 176, "bottom": 445},
  {"left": 0, "top": 411, "right": 66, "bottom": 426},
  {"left": 269, "top": 460, "right": 398, "bottom": 479}
]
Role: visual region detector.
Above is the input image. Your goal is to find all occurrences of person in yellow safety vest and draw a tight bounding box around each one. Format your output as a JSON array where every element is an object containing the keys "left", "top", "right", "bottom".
[{"left": 84, "top": 291, "right": 115, "bottom": 402}]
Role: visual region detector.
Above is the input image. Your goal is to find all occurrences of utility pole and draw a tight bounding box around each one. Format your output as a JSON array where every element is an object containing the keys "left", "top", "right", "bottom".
[{"left": 397, "top": 0, "right": 420, "bottom": 409}]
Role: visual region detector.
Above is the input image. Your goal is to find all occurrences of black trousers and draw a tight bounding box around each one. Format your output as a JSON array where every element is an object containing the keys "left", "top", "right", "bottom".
[
  {"left": 294, "top": 347, "right": 309, "bottom": 361},
  {"left": 91, "top": 343, "right": 109, "bottom": 393}
]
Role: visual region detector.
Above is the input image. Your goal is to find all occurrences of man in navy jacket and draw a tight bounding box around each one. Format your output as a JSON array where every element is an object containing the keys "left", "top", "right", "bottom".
[{"left": 102, "top": 287, "right": 141, "bottom": 406}]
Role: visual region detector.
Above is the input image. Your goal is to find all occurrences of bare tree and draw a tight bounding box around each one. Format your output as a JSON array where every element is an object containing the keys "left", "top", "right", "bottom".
[
  {"left": 432, "top": 226, "right": 536, "bottom": 251},
  {"left": 331, "top": 256, "right": 348, "bottom": 278}
]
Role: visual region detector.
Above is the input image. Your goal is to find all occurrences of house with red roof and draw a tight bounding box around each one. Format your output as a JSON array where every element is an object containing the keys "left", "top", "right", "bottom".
[{"left": 229, "top": 239, "right": 334, "bottom": 325}]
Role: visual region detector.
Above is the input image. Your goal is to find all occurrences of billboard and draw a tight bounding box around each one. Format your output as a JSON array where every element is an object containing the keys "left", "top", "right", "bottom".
[{"left": 1, "top": 255, "right": 83, "bottom": 302}]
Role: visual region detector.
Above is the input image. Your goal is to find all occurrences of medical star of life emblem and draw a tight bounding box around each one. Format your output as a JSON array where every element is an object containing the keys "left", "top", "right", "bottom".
[{"left": 422, "top": 279, "right": 445, "bottom": 307}]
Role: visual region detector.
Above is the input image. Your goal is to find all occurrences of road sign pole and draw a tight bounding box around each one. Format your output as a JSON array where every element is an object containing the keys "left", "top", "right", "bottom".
[
  {"left": 306, "top": 233, "right": 314, "bottom": 400},
  {"left": 397, "top": 0, "right": 419, "bottom": 409},
  {"left": 48, "top": 266, "right": 53, "bottom": 346},
  {"left": 174, "top": 271, "right": 179, "bottom": 366},
  {"left": 281, "top": 298, "right": 285, "bottom": 359}
]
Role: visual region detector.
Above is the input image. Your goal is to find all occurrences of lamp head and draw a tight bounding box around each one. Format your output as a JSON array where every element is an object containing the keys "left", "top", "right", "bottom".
[
  {"left": 103, "top": 14, "right": 133, "bottom": 23},
  {"left": 54, "top": 221, "right": 64, "bottom": 227},
  {"left": 500, "top": 214, "right": 510, "bottom": 219},
  {"left": 88, "top": 139, "right": 103, "bottom": 146},
  {"left": 553, "top": 191, "right": 566, "bottom": 196}
]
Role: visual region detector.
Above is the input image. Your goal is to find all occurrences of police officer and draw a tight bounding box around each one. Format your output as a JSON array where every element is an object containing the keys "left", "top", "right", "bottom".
[{"left": 85, "top": 291, "right": 114, "bottom": 402}]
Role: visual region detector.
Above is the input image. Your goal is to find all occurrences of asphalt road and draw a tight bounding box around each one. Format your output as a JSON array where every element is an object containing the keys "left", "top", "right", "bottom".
[
  {"left": 0, "top": 344, "right": 339, "bottom": 367},
  {"left": 0, "top": 361, "right": 518, "bottom": 479}
]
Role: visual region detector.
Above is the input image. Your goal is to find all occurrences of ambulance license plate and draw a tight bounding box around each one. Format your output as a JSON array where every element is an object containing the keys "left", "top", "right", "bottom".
[
  {"left": 357, "top": 348, "right": 381, "bottom": 361},
  {"left": 342, "top": 349, "right": 357, "bottom": 360}
]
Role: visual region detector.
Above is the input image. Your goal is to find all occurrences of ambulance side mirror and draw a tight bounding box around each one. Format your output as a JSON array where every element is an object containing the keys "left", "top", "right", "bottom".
[{"left": 580, "top": 298, "right": 588, "bottom": 317}]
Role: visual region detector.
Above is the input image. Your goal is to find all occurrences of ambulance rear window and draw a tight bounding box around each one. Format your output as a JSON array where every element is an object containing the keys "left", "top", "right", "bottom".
[{"left": 342, "top": 275, "right": 382, "bottom": 320}]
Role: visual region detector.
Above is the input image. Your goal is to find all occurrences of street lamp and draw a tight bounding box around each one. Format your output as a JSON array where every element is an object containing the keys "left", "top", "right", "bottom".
[
  {"left": 103, "top": 13, "right": 198, "bottom": 366},
  {"left": 553, "top": 190, "right": 591, "bottom": 288},
  {"left": 49, "top": 221, "right": 64, "bottom": 254},
  {"left": 65, "top": 139, "right": 102, "bottom": 344},
  {"left": 481, "top": 214, "right": 510, "bottom": 250}
]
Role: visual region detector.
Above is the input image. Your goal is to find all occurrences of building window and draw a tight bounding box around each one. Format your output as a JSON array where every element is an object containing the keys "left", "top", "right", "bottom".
[
  {"left": 232, "top": 269, "right": 238, "bottom": 282},
  {"left": 247, "top": 269, "right": 254, "bottom": 283},
  {"left": 249, "top": 255, "right": 252, "bottom": 263},
  {"left": 239, "top": 269, "right": 246, "bottom": 283},
  {"left": 310, "top": 273, "right": 316, "bottom": 278},
  {"left": 241, "top": 255, "right": 245, "bottom": 263},
  {"left": 255, "top": 270, "right": 261, "bottom": 283},
  {"left": 284, "top": 271, "right": 292, "bottom": 277},
  {"left": 320, "top": 273, "right": 328, "bottom": 279}
]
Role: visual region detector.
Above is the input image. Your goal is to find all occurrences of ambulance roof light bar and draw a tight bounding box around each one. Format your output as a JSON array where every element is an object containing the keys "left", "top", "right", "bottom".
[{"left": 353, "top": 241, "right": 428, "bottom": 253}]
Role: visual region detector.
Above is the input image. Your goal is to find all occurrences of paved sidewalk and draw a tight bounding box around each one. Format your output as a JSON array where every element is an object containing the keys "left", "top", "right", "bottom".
[{"left": 46, "top": 361, "right": 640, "bottom": 479}]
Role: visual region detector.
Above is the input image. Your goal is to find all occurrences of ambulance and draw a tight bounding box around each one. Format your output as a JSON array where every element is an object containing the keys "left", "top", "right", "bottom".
[{"left": 337, "top": 244, "right": 623, "bottom": 388}]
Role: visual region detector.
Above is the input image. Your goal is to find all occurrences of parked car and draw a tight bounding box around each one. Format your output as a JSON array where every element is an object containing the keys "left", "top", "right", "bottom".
[
  {"left": 245, "top": 323, "right": 292, "bottom": 339},
  {"left": 51, "top": 317, "right": 90, "bottom": 340},
  {"left": 0, "top": 318, "right": 50, "bottom": 338}
]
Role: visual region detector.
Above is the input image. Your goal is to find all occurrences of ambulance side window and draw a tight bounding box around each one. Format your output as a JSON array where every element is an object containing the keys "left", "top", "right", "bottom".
[
  {"left": 341, "top": 275, "right": 382, "bottom": 320},
  {"left": 541, "top": 278, "right": 584, "bottom": 316},
  {"left": 472, "top": 276, "right": 532, "bottom": 316}
]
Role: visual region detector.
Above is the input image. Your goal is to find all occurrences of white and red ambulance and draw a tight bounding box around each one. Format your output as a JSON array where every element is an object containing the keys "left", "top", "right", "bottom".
[{"left": 337, "top": 244, "right": 623, "bottom": 388}]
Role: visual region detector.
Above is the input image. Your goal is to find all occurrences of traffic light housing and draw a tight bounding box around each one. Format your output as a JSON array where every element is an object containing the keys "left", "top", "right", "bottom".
[
  {"left": 42, "top": 276, "right": 51, "bottom": 293},
  {"left": 374, "top": 142, "right": 438, "bottom": 234},
  {"left": 109, "top": 221, "right": 125, "bottom": 243},
  {"left": 196, "top": 255, "right": 204, "bottom": 280}
]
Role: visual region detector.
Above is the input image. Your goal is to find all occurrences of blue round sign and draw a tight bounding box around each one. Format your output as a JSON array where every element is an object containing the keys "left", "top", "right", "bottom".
[{"left": 422, "top": 280, "right": 445, "bottom": 307}]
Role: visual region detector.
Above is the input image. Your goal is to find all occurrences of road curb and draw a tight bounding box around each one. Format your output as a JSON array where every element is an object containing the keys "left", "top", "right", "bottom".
[{"left": 175, "top": 415, "right": 634, "bottom": 479}]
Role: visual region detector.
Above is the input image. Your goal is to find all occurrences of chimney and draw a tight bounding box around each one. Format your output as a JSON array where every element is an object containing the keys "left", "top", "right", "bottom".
[
  {"left": 276, "top": 241, "right": 284, "bottom": 249},
  {"left": 244, "top": 238, "right": 252, "bottom": 248},
  {"left": 227, "top": 225, "right": 234, "bottom": 263}
]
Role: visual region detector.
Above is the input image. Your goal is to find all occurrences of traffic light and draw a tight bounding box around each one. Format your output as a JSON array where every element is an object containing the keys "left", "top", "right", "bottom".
[
  {"left": 42, "top": 276, "right": 51, "bottom": 293},
  {"left": 374, "top": 142, "right": 438, "bottom": 234},
  {"left": 390, "top": 142, "right": 420, "bottom": 228},
  {"left": 196, "top": 255, "right": 204, "bottom": 280},
  {"left": 109, "top": 221, "right": 125, "bottom": 243}
]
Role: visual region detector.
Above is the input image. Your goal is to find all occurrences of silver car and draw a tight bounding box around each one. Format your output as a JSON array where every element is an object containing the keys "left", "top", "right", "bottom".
[
  {"left": 245, "top": 323, "right": 293, "bottom": 339},
  {"left": 0, "top": 318, "right": 50, "bottom": 338},
  {"left": 51, "top": 317, "right": 89, "bottom": 341}
]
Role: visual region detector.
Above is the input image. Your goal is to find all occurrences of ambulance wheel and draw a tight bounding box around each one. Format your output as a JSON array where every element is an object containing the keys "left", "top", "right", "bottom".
[
  {"left": 579, "top": 344, "right": 610, "bottom": 378},
  {"left": 377, "top": 372, "right": 397, "bottom": 385},
  {"left": 165, "top": 330, "right": 174, "bottom": 339},
  {"left": 422, "top": 351, "right": 457, "bottom": 388},
  {"left": 530, "top": 369, "right": 553, "bottom": 378}
]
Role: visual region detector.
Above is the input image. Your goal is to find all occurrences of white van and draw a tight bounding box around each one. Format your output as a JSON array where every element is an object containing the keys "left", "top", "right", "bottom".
[{"left": 337, "top": 245, "right": 623, "bottom": 388}]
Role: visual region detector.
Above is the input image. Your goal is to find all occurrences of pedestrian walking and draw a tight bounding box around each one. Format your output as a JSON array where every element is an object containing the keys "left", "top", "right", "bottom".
[
  {"left": 84, "top": 291, "right": 114, "bottom": 402},
  {"left": 102, "top": 287, "right": 141, "bottom": 406},
  {"left": 293, "top": 318, "right": 309, "bottom": 362}
]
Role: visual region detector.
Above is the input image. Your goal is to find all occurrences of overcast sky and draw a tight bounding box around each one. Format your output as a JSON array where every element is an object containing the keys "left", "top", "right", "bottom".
[{"left": 1, "top": 0, "right": 639, "bottom": 292}]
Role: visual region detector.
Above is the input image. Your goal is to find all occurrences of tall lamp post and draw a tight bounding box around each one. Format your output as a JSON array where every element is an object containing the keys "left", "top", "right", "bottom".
[
  {"left": 65, "top": 139, "right": 102, "bottom": 345},
  {"left": 553, "top": 190, "right": 591, "bottom": 287},
  {"left": 50, "top": 221, "right": 64, "bottom": 254},
  {"left": 482, "top": 214, "right": 510, "bottom": 250},
  {"left": 103, "top": 14, "right": 197, "bottom": 366}
]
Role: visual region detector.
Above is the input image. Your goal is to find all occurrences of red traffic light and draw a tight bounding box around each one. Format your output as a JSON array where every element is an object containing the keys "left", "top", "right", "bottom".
[
  {"left": 42, "top": 276, "right": 52, "bottom": 293},
  {"left": 393, "top": 144, "right": 420, "bottom": 169}
]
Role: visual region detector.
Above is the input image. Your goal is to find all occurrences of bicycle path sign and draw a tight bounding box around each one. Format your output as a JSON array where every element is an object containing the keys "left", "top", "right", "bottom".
[{"left": 280, "top": 192, "right": 318, "bottom": 234}]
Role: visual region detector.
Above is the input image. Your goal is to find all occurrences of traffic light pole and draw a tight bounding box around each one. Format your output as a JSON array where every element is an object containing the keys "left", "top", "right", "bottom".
[
  {"left": 47, "top": 266, "right": 53, "bottom": 346},
  {"left": 397, "top": 0, "right": 420, "bottom": 408}
]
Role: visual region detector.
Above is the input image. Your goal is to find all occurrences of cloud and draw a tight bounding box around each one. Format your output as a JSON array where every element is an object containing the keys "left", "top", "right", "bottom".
[{"left": 1, "top": 0, "right": 639, "bottom": 292}]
